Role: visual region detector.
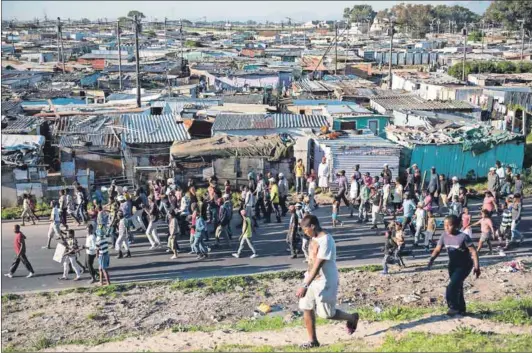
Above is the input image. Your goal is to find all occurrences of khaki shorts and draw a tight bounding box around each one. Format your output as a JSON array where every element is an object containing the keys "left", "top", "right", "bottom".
[
  {"left": 298, "top": 283, "right": 337, "bottom": 319},
  {"left": 480, "top": 232, "right": 492, "bottom": 242}
]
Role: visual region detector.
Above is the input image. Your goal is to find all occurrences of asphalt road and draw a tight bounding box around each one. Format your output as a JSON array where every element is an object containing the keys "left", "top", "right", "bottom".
[{"left": 2, "top": 199, "right": 531, "bottom": 294}]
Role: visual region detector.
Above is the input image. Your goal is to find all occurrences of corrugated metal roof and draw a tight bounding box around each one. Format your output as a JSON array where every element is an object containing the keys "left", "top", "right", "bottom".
[
  {"left": 272, "top": 114, "right": 329, "bottom": 129},
  {"left": 121, "top": 114, "right": 191, "bottom": 144},
  {"left": 1, "top": 115, "right": 42, "bottom": 134},
  {"left": 2, "top": 134, "right": 45, "bottom": 149},
  {"left": 53, "top": 116, "right": 121, "bottom": 149},
  {"left": 371, "top": 95, "right": 476, "bottom": 111},
  {"left": 212, "top": 113, "right": 329, "bottom": 131},
  {"left": 294, "top": 78, "right": 334, "bottom": 93}
]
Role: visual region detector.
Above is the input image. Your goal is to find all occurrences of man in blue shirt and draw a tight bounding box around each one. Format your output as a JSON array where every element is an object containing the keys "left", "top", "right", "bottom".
[{"left": 401, "top": 194, "right": 417, "bottom": 236}]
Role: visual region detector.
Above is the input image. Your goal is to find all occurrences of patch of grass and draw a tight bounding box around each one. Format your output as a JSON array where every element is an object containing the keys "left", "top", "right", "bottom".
[
  {"left": 57, "top": 288, "right": 76, "bottom": 296},
  {"left": 357, "top": 305, "right": 443, "bottom": 322},
  {"left": 29, "top": 311, "right": 45, "bottom": 319},
  {"left": 342, "top": 264, "right": 383, "bottom": 273},
  {"left": 377, "top": 332, "right": 532, "bottom": 352},
  {"left": 1, "top": 293, "right": 22, "bottom": 303},
  {"left": 233, "top": 316, "right": 298, "bottom": 332},
  {"left": 171, "top": 275, "right": 257, "bottom": 294},
  {"left": 469, "top": 297, "right": 532, "bottom": 325},
  {"left": 171, "top": 323, "right": 213, "bottom": 333},
  {"left": 32, "top": 336, "right": 54, "bottom": 351},
  {"left": 87, "top": 311, "right": 107, "bottom": 321},
  {"left": 214, "top": 333, "right": 532, "bottom": 352}
]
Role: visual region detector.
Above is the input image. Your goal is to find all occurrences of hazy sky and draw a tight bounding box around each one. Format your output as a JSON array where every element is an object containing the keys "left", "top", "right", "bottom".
[{"left": 2, "top": 1, "right": 491, "bottom": 22}]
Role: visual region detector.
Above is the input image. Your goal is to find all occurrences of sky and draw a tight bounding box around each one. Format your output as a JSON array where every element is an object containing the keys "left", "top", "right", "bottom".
[{"left": 2, "top": 1, "right": 491, "bottom": 22}]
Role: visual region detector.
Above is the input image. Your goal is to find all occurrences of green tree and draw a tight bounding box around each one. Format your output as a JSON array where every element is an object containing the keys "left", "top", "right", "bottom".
[
  {"left": 343, "top": 5, "right": 376, "bottom": 24},
  {"left": 468, "top": 30, "right": 483, "bottom": 42},
  {"left": 432, "top": 5, "right": 480, "bottom": 26},
  {"left": 484, "top": 1, "right": 532, "bottom": 31},
  {"left": 80, "top": 18, "right": 90, "bottom": 24},
  {"left": 127, "top": 10, "right": 145, "bottom": 19}
]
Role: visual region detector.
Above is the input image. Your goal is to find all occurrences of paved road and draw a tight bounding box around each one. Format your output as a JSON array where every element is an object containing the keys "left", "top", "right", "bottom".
[{"left": 2, "top": 199, "right": 531, "bottom": 293}]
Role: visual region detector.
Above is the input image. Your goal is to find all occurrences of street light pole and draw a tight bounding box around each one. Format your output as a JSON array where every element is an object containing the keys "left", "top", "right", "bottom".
[
  {"left": 462, "top": 24, "right": 467, "bottom": 82},
  {"left": 388, "top": 20, "right": 395, "bottom": 90},
  {"left": 518, "top": 19, "right": 525, "bottom": 61},
  {"left": 116, "top": 20, "right": 122, "bottom": 90},
  {"left": 134, "top": 14, "right": 141, "bottom": 108},
  {"left": 481, "top": 19, "right": 485, "bottom": 54}
]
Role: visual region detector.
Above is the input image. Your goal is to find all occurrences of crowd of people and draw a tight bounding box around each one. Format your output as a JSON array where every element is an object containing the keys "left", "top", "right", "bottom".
[{"left": 3, "top": 157, "right": 528, "bottom": 349}]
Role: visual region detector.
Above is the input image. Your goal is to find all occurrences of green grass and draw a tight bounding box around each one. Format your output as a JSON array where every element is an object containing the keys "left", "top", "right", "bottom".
[
  {"left": 1, "top": 293, "right": 22, "bottom": 303},
  {"left": 29, "top": 311, "right": 45, "bottom": 319},
  {"left": 377, "top": 332, "right": 532, "bottom": 352},
  {"left": 32, "top": 336, "right": 54, "bottom": 351},
  {"left": 469, "top": 297, "right": 532, "bottom": 326},
  {"left": 357, "top": 305, "right": 444, "bottom": 322},
  {"left": 212, "top": 333, "right": 532, "bottom": 352},
  {"left": 1, "top": 202, "right": 51, "bottom": 220},
  {"left": 171, "top": 323, "right": 213, "bottom": 333}
]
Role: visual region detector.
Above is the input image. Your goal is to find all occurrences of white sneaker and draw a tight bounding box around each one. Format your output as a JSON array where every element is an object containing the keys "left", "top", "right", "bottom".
[
  {"left": 170, "top": 255, "right": 177, "bottom": 259},
  {"left": 499, "top": 250, "right": 506, "bottom": 257},
  {"left": 26, "top": 272, "right": 34, "bottom": 278},
  {"left": 250, "top": 254, "right": 258, "bottom": 259},
  {"left": 4, "top": 273, "right": 13, "bottom": 278},
  {"left": 149, "top": 246, "right": 156, "bottom": 250},
  {"left": 232, "top": 253, "right": 239, "bottom": 258}
]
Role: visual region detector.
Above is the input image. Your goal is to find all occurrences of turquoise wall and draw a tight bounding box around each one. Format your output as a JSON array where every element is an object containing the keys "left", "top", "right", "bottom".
[
  {"left": 410, "top": 141, "right": 525, "bottom": 180},
  {"left": 333, "top": 116, "right": 390, "bottom": 137}
]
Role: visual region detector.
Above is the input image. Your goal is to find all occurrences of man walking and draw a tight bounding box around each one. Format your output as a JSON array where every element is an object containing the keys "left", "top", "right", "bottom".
[
  {"left": 232, "top": 210, "right": 258, "bottom": 259},
  {"left": 427, "top": 167, "right": 440, "bottom": 208},
  {"left": 296, "top": 215, "right": 359, "bottom": 349},
  {"left": 5, "top": 225, "right": 34, "bottom": 278},
  {"left": 318, "top": 157, "right": 330, "bottom": 194},
  {"left": 21, "top": 194, "right": 36, "bottom": 226},
  {"left": 278, "top": 173, "right": 289, "bottom": 216}
]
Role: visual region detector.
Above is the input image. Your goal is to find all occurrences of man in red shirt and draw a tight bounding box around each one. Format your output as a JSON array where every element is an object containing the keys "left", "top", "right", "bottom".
[{"left": 4, "top": 224, "right": 34, "bottom": 278}]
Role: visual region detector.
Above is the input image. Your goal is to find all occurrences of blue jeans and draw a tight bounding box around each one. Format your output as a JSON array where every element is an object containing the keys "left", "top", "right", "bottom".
[
  {"left": 511, "top": 220, "right": 523, "bottom": 243},
  {"left": 296, "top": 177, "right": 305, "bottom": 193},
  {"left": 192, "top": 231, "right": 208, "bottom": 255},
  {"left": 501, "top": 182, "right": 511, "bottom": 196}
]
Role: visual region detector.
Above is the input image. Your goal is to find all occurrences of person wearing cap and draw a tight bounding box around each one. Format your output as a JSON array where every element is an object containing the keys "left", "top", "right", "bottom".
[
  {"left": 269, "top": 178, "right": 282, "bottom": 223},
  {"left": 278, "top": 173, "right": 289, "bottom": 216},
  {"left": 381, "top": 164, "right": 392, "bottom": 184},
  {"left": 294, "top": 159, "right": 306, "bottom": 194},
  {"left": 318, "top": 157, "right": 330, "bottom": 193},
  {"left": 487, "top": 167, "right": 500, "bottom": 202},
  {"left": 449, "top": 176, "right": 461, "bottom": 201}
]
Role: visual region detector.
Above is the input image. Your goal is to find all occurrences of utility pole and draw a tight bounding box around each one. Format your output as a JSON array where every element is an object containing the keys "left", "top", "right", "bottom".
[
  {"left": 57, "top": 17, "right": 65, "bottom": 73},
  {"left": 134, "top": 14, "right": 141, "bottom": 108},
  {"left": 335, "top": 21, "right": 338, "bottom": 75},
  {"left": 388, "top": 21, "right": 395, "bottom": 90},
  {"left": 481, "top": 19, "right": 485, "bottom": 54},
  {"left": 164, "top": 17, "right": 168, "bottom": 49},
  {"left": 519, "top": 19, "right": 525, "bottom": 61},
  {"left": 462, "top": 24, "right": 467, "bottom": 82},
  {"left": 116, "top": 19, "right": 122, "bottom": 90}
]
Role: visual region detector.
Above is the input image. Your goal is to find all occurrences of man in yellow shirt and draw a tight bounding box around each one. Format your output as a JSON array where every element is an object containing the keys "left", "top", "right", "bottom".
[
  {"left": 294, "top": 159, "right": 306, "bottom": 194},
  {"left": 269, "top": 178, "right": 282, "bottom": 223}
]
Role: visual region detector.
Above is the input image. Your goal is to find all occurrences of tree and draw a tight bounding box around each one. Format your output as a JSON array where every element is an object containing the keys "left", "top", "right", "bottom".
[
  {"left": 127, "top": 10, "right": 145, "bottom": 19},
  {"left": 80, "top": 18, "right": 90, "bottom": 24},
  {"left": 468, "top": 31, "right": 483, "bottom": 42},
  {"left": 484, "top": 0, "right": 532, "bottom": 32},
  {"left": 432, "top": 5, "right": 480, "bottom": 27},
  {"left": 388, "top": 3, "right": 433, "bottom": 38},
  {"left": 343, "top": 5, "right": 376, "bottom": 24}
]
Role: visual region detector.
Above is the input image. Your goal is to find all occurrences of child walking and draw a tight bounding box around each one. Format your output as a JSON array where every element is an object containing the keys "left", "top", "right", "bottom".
[
  {"left": 332, "top": 200, "right": 343, "bottom": 228},
  {"left": 167, "top": 212, "right": 180, "bottom": 259},
  {"left": 414, "top": 202, "right": 426, "bottom": 246},
  {"left": 96, "top": 228, "right": 111, "bottom": 286},
  {"left": 59, "top": 230, "right": 82, "bottom": 281},
  {"left": 461, "top": 207, "right": 472, "bottom": 237},
  {"left": 424, "top": 211, "right": 437, "bottom": 252},
  {"left": 472, "top": 210, "right": 495, "bottom": 255}
]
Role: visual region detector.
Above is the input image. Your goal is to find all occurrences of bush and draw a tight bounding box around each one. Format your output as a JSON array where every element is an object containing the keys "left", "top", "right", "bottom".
[{"left": 1, "top": 204, "right": 51, "bottom": 220}]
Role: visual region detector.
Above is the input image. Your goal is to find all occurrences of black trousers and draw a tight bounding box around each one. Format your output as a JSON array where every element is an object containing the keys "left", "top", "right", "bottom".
[
  {"left": 255, "top": 197, "right": 266, "bottom": 219},
  {"left": 85, "top": 253, "right": 97, "bottom": 280},
  {"left": 446, "top": 264, "right": 472, "bottom": 313},
  {"left": 272, "top": 203, "right": 281, "bottom": 222},
  {"left": 336, "top": 190, "right": 350, "bottom": 211},
  {"left": 280, "top": 195, "right": 288, "bottom": 216},
  {"left": 9, "top": 253, "right": 34, "bottom": 274}
]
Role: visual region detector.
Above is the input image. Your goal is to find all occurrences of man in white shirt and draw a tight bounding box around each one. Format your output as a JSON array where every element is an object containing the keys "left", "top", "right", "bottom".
[
  {"left": 317, "top": 157, "right": 329, "bottom": 193},
  {"left": 278, "top": 173, "right": 289, "bottom": 216},
  {"left": 448, "top": 176, "right": 461, "bottom": 201},
  {"left": 296, "top": 215, "right": 359, "bottom": 349},
  {"left": 495, "top": 161, "right": 505, "bottom": 180},
  {"left": 44, "top": 201, "right": 63, "bottom": 249}
]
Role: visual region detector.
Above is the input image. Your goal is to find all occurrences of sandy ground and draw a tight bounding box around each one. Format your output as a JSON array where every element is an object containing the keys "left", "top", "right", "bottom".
[{"left": 2, "top": 257, "right": 531, "bottom": 351}]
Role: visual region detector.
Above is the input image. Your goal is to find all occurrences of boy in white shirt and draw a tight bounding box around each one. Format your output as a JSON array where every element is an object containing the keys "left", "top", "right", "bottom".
[{"left": 414, "top": 202, "right": 426, "bottom": 247}]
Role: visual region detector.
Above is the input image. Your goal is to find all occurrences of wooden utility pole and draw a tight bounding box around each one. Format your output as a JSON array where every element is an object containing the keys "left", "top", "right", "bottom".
[
  {"left": 134, "top": 14, "right": 141, "bottom": 108},
  {"left": 519, "top": 19, "right": 526, "bottom": 61},
  {"left": 334, "top": 22, "right": 338, "bottom": 75},
  {"left": 57, "top": 17, "right": 65, "bottom": 73},
  {"left": 388, "top": 21, "right": 395, "bottom": 90},
  {"left": 117, "top": 20, "right": 122, "bottom": 90},
  {"left": 462, "top": 24, "right": 467, "bottom": 82},
  {"left": 164, "top": 17, "right": 168, "bottom": 49}
]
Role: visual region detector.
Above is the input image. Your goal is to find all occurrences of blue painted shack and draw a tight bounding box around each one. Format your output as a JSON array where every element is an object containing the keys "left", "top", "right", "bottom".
[{"left": 386, "top": 122, "right": 525, "bottom": 180}]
